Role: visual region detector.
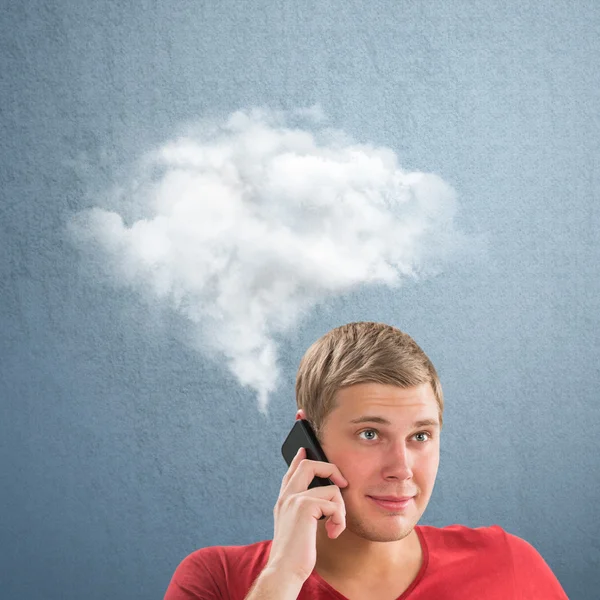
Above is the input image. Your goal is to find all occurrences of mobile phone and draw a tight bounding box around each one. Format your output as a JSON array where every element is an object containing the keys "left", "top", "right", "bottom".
[{"left": 281, "top": 419, "right": 334, "bottom": 489}]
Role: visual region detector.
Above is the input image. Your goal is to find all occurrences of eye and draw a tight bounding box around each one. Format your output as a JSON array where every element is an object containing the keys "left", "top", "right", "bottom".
[
  {"left": 358, "top": 429, "right": 379, "bottom": 441},
  {"left": 414, "top": 431, "right": 431, "bottom": 442}
]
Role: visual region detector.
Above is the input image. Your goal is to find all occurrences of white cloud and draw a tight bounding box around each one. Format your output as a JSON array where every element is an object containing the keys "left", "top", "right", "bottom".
[{"left": 68, "top": 106, "right": 468, "bottom": 413}]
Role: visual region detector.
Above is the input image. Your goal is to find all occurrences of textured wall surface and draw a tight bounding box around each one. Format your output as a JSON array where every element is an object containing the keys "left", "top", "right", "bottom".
[{"left": 1, "top": 1, "right": 599, "bottom": 598}]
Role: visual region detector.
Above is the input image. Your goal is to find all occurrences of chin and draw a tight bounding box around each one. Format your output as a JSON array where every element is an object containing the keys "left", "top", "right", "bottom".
[{"left": 346, "top": 514, "right": 416, "bottom": 543}]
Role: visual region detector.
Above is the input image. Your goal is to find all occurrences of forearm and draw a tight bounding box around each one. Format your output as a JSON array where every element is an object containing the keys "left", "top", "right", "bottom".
[{"left": 244, "top": 566, "right": 305, "bottom": 600}]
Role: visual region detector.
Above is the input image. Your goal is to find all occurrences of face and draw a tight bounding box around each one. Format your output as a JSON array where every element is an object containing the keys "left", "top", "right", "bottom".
[{"left": 299, "top": 382, "right": 440, "bottom": 543}]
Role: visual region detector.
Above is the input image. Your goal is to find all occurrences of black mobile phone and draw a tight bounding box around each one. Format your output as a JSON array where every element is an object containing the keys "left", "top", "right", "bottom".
[{"left": 281, "top": 419, "right": 334, "bottom": 489}]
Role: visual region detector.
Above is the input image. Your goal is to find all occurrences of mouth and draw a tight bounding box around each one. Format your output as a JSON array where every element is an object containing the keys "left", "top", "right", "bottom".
[{"left": 367, "top": 495, "right": 414, "bottom": 511}]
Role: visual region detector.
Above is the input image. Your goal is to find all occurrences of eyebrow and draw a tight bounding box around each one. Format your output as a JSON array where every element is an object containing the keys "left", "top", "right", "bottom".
[{"left": 349, "top": 416, "right": 440, "bottom": 429}]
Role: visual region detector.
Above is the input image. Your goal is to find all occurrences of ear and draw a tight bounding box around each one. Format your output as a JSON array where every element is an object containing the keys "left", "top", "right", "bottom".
[{"left": 295, "top": 409, "right": 306, "bottom": 421}]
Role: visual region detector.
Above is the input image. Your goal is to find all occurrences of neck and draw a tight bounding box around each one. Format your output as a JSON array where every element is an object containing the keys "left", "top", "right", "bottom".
[{"left": 314, "top": 521, "right": 422, "bottom": 581}]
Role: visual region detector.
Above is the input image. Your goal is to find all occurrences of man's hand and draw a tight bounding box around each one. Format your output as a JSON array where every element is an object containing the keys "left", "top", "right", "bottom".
[{"left": 266, "top": 447, "right": 348, "bottom": 583}]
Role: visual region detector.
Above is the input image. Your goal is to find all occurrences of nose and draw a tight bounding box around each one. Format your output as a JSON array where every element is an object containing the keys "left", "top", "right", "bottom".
[{"left": 381, "top": 440, "right": 413, "bottom": 480}]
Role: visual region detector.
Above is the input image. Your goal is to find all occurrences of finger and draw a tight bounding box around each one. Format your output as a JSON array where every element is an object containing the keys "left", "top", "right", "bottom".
[
  {"left": 301, "top": 484, "right": 346, "bottom": 510},
  {"left": 279, "top": 447, "right": 306, "bottom": 493},
  {"left": 325, "top": 512, "right": 346, "bottom": 539},
  {"left": 284, "top": 458, "right": 348, "bottom": 496},
  {"left": 282, "top": 485, "right": 346, "bottom": 528},
  {"left": 296, "top": 496, "right": 346, "bottom": 529},
  {"left": 316, "top": 499, "right": 347, "bottom": 538}
]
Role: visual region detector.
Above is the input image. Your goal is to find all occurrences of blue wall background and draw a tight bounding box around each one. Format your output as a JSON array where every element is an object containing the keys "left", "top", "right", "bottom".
[{"left": 1, "top": 1, "right": 598, "bottom": 598}]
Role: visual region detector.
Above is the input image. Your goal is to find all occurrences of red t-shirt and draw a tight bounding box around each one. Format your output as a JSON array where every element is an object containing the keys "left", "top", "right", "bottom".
[{"left": 164, "top": 524, "right": 569, "bottom": 599}]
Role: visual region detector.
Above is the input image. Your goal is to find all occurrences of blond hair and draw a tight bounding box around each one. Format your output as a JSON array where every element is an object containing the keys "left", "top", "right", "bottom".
[{"left": 295, "top": 322, "right": 443, "bottom": 438}]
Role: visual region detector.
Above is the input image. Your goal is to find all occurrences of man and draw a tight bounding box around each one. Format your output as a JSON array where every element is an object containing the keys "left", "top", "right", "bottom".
[{"left": 164, "top": 322, "right": 569, "bottom": 599}]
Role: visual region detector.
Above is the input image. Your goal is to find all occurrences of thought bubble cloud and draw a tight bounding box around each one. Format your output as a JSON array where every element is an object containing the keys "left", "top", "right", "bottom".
[{"left": 68, "top": 106, "right": 471, "bottom": 413}]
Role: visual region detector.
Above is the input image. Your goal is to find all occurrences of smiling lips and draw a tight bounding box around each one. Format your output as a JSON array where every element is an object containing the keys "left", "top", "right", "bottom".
[
  {"left": 370, "top": 495, "right": 414, "bottom": 502},
  {"left": 368, "top": 495, "right": 415, "bottom": 510}
]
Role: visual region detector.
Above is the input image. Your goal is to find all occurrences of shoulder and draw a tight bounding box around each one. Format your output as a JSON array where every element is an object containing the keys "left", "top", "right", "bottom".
[
  {"left": 502, "top": 529, "right": 569, "bottom": 597},
  {"left": 501, "top": 528, "right": 559, "bottom": 568},
  {"left": 417, "top": 523, "right": 514, "bottom": 566},
  {"left": 416, "top": 524, "right": 568, "bottom": 598},
  {"left": 417, "top": 522, "right": 508, "bottom": 550},
  {"left": 166, "top": 540, "right": 272, "bottom": 599},
  {"left": 175, "top": 539, "right": 272, "bottom": 576}
]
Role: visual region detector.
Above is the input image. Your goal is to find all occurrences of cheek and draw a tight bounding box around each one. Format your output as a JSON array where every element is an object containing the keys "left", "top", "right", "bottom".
[
  {"left": 416, "top": 451, "right": 440, "bottom": 480},
  {"left": 340, "top": 463, "right": 370, "bottom": 503},
  {"left": 330, "top": 451, "right": 370, "bottom": 484}
]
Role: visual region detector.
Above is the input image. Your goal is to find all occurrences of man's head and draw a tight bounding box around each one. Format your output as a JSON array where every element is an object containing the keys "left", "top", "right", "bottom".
[
  {"left": 296, "top": 322, "right": 443, "bottom": 436},
  {"left": 295, "top": 322, "right": 443, "bottom": 543}
]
